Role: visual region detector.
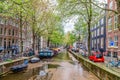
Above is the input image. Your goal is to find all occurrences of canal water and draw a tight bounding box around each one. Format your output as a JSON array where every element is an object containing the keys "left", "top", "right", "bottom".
[{"left": 0, "top": 52, "right": 99, "bottom": 80}]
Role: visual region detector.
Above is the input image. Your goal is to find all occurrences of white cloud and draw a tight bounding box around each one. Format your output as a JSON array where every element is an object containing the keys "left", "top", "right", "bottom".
[{"left": 63, "top": 16, "right": 78, "bottom": 33}]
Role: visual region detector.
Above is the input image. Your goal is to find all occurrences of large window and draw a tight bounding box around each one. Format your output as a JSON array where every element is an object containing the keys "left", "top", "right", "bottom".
[
  {"left": 4, "top": 28, "right": 6, "bottom": 35},
  {"left": 107, "top": 51, "right": 111, "bottom": 57},
  {"left": 0, "top": 38, "right": 2, "bottom": 46},
  {"left": 12, "top": 29, "right": 14, "bottom": 36},
  {"left": 98, "top": 22, "right": 99, "bottom": 27},
  {"left": 108, "top": 37, "right": 112, "bottom": 46},
  {"left": 92, "top": 40, "right": 94, "bottom": 47},
  {"left": 114, "top": 35, "right": 118, "bottom": 47},
  {"left": 101, "top": 27, "right": 104, "bottom": 35},
  {"left": 94, "top": 31, "right": 96, "bottom": 37},
  {"left": 101, "top": 38, "right": 104, "bottom": 48},
  {"left": 109, "top": 1, "right": 113, "bottom": 9},
  {"left": 108, "top": 17, "right": 112, "bottom": 31},
  {"left": 113, "top": 52, "right": 117, "bottom": 58},
  {"left": 4, "top": 38, "right": 6, "bottom": 49},
  {"left": 91, "top": 32, "right": 94, "bottom": 38},
  {"left": 1, "top": 18, "right": 4, "bottom": 24},
  {"left": 97, "top": 29, "right": 99, "bottom": 36},
  {"left": 0, "top": 28, "right": 3, "bottom": 34},
  {"left": 114, "top": 15, "right": 118, "bottom": 30},
  {"left": 101, "top": 18, "right": 104, "bottom": 25},
  {"left": 8, "top": 29, "right": 11, "bottom": 35},
  {"left": 12, "top": 39, "right": 14, "bottom": 44}
]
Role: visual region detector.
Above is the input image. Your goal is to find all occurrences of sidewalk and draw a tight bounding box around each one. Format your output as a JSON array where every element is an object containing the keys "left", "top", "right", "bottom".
[{"left": 0, "top": 56, "right": 31, "bottom": 66}]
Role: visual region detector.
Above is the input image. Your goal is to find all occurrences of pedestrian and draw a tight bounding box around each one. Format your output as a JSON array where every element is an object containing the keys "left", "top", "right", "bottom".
[{"left": 99, "top": 48, "right": 104, "bottom": 56}]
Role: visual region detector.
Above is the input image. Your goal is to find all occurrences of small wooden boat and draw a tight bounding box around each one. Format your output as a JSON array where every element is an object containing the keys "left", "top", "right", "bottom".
[
  {"left": 30, "top": 57, "right": 40, "bottom": 63},
  {"left": 10, "top": 60, "right": 28, "bottom": 72}
]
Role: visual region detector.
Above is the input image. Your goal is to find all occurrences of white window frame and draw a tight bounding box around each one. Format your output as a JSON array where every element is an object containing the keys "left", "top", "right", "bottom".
[
  {"left": 109, "top": 1, "right": 113, "bottom": 9},
  {"left": 114, "top": 35, "right": 118, "bottom": 47},
  {"left": 114, "top": 15, "right": 118, "bottom": 30}
]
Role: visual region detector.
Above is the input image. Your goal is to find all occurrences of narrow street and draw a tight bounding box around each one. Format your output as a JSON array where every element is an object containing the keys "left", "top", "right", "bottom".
[{"left": 1, "top": 50, "right": 99, "bottom": 80}]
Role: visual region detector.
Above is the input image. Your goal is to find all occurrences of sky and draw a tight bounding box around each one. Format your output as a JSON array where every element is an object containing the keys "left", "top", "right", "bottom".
[{"left": 63, "top": 16, "right": 78, "bottom": 33}]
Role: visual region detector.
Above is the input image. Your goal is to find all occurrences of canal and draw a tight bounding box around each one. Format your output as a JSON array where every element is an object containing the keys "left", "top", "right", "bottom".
[{"left": 0, "top": 51, "right": 99, "bottom": 80}]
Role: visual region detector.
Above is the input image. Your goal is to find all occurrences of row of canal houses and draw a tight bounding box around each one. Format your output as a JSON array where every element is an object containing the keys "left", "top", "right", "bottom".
[
  {"left": 0, "top": 15, "right": 48, "bottom": 62},
  {"left": 91, "top": 0, "right": 120, "bottom": 59}
]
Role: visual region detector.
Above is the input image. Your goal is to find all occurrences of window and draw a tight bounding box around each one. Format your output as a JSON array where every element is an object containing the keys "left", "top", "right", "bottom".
[
  {"left": 4, "top": 28, "right": 6, "bottom": 35},
  {"left": 0, "top": 38, "right": 2, "bottom": 46},
  {"left": 114, "top": 35, "right": 118, "bottom": 47},
  {"left": 97, "top": 39, "right": 99, "bottom": 44},
  {"left": 94, "top": 24, "right": 96, "bottom": 29},
  {"left": 1, "top": 18, "right": 4, "bottom": 24},
  {"left": 101, "top": 38, "right": 104, "bottom": 48},
  {"left": 9, "top": 19, "right": 13, "bottom": 26},
  {"left": 12, "top": 29, "right": 14, "bottom": 36},
  {"left": 107, "top": 51, "right": 111, "bottom": 57},
  {"left": 92, "top": 40, "right": 94, "bottom": 47},
  {"left": 108, "top": 37, "right": 112, "bottom": 46},
  {"left": 8, "top": 39, "right": 11, "bottom": 48},
  {"left": 114, "top": 15, "right": 118, "bottom": 30},
  {"left": 113, "top": 52, "right": 117, "bottom": 58},
  {"left": 109, "top": 1, "right": 113, "bottom": 9},
  {"left": 115, "top": 2, "right": 117, "bottom": 10},
  {"left": 97, "top": 29, "right": 99, "bottom": 36},
  {"left": 12, "top": 39, "right": 14, "bottom": 44},
  {"left": 101, "top": 27, "right": 104, "bottom": 35},
  {"left": 4, "top": 38, "right": 6, "bottom": 49},
  {"left": 91, "top": 32, "right": 93, "bottom": 37},
  {"left": 16, "top": 23, "right": 19, "bottom": 27},
  {"left": 98, "top": 22, "right": 99, "bottom": 27},
  {"left": 101, "top": 18, "right": 104, "bottom": 25},
  {"left": 8, "top": 29, "right": 11, "bottom": 35},
  {"left": 97, "top": 39, "right": 99, "bottom": 49},
  {"left": 95, "top": 31, "right": 96, "bottom": 37},
  {"left": 0, "top": 28, "right": 3, "bottom": 34},
  {"left": 108, "top": 17, "right": 112, "bottom": 31}
]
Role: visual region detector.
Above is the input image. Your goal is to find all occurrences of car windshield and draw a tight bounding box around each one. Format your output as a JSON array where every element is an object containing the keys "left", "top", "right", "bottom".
[{"left": 96, "top": 54, "right": 102, "bottom": 58}]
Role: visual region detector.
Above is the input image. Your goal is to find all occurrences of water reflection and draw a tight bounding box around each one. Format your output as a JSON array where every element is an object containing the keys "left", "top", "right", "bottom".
[
  {"left": 1, "top": 66, "right": 41, "bottom": 80},
  {"left": 0, "top": 63, "right": 60, "bottom": 80}
]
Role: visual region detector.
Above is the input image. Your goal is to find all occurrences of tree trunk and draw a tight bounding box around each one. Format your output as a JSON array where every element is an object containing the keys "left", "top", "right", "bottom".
[
  {"left": 47, "top": 37, "right": 50, "bottom": 47},
  {"left": 87, "top": 0, "right": 92, "bottom": 56},
  {"left": 19, "top": 11, "right": 23, "bottom": 53},
  {"left": 87, "top": 22, "right": 91, "bottom": 56},
  {"left": 32, "top": 14, "right": 36, "bottom": 50},
  {"left": 32, "top": 32, "right": 35, "bottom": 50},
  {"left": 38, "top": 36, "right": 41, "bottom": 51}
]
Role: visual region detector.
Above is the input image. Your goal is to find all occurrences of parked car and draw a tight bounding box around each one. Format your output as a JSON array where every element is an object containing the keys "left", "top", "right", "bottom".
[
  {"left": 89, "top": 51, "right": 104, "bottom": 62},
  {"left": 71, "top": 48, "right": 79, "bottom": 52}
]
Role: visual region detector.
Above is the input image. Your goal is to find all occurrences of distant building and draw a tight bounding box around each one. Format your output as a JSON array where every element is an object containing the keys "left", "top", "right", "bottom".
[
  {"left": 91, "top": 10, "right": 106, "bottom": 52},
  {"left": 106, "top": 0, "right": 120, "bottom": 58}
]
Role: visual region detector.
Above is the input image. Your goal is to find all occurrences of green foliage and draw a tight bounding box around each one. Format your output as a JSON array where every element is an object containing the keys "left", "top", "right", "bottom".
[{"left": 64, "top": 32, "right": 76, "bottom": 45}]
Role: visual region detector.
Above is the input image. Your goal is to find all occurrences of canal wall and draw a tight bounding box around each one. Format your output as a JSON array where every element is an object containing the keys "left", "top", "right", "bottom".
[
  {"left": 69, "top": 51, "right": 120, "bottom": 80},
  {"left": 0, "top": 57, "right": 31, "bottom": 76}
]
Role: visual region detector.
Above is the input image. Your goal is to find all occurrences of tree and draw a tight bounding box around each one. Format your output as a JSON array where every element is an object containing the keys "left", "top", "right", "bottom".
[
  {"left": 74, "top": 18, "right": 87, "bottom": 42},
  {"left": 57, "top": 0, "right": 101, "bottom": 55}
]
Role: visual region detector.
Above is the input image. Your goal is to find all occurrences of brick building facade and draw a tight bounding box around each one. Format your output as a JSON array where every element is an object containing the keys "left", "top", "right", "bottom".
[
  {"left": 106, "top": 0, "right": 120, "bottom": 59},
  {"left": 91, "top": 9, "right": 106, "bottom": 52}
]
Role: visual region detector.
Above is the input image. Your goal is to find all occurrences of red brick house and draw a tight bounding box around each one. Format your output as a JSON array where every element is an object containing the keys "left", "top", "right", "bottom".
[{"left": 106, "top": 0, "right": 120, "bottom": 59}]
